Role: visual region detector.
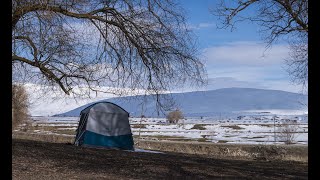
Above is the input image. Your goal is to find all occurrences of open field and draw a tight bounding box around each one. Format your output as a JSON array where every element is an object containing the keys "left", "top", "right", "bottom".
[
  {"left": 13, "top": 115, "right": 308, "bottom": 179},
  {"left": 12, "top": 132, "right": 308, "bottom": 162},
  {"left": 17, "top": 116, "right": 308, "bottom": 145}
]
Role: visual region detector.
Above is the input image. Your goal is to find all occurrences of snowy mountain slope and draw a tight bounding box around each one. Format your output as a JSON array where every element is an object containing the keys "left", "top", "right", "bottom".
[
  {"left": 55, "top": 88, "right": 307, "bottom": 117},
  {"left": 24, "top": 83, "right": 116, "bottom": 116}
]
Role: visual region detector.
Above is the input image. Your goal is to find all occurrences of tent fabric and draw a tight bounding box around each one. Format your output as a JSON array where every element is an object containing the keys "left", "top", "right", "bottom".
[
  {"left": 86, "top": 110, "right": 131, "bottom": 136},
  {"left": 74, "top": 102, "right": 134, "bottom": 150},
  {"left": 83, "top": 131, "right": 134, "bottom": 150}
]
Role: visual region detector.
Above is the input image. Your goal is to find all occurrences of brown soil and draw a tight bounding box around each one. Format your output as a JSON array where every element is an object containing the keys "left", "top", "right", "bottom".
[{"left": 13, "top": 138, "right": 307, "bottom": 180}]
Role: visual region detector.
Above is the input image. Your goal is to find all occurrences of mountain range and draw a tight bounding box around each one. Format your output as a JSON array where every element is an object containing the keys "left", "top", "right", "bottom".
[{"left": 54, "top": 88, "right": 308, "bottom": 117}]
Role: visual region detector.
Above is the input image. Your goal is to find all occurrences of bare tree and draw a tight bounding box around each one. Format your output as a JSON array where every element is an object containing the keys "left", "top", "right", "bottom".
[
  {"left": 12, "top": 84, "right": 30, "bottom": 130},
  {"left": 286, "top": 34, "right": 308, "bottom": 90},
  {"left": 211, "top": 0, "right": 308, "bottom": 87},
  {"left": 277, "top": 119, "right": 299, "bottom": 144},
  {"left": 166, "top": 109, "right": 183, "bottom": 124},
  {"left": 12, "top": 0, "right": 206, "bottom": 104}
]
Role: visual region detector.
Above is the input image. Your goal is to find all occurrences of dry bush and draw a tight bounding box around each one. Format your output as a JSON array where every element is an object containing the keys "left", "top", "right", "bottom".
[
  {"left": 12, "top": 84, "right": 29, "bottom": 130},
  {"left": 132, "top": 124, "right": 147, "bottom": 129},
  {"left": 166, "top": 109, "right": 183, "bottom": 124},
  {"left": 191, "top": 124, "right": 206, "bottom": 130},
  {"left": 277, "top": 120, "right": 299, "bottom": 144},
  {"left": 221, "top": 125, "right": 245, "bottom": 130}
]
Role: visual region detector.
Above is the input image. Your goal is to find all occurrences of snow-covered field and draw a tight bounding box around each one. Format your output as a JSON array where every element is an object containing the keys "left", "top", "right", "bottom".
[{"left": 19, "top": 115, "right": 308, "bottom": 145}]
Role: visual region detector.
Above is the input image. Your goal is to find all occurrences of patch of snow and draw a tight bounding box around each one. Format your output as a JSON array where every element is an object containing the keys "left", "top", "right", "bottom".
[
  {"left": 133, "top": 148, "right": 165, "bottom": 154},
  {"left": 57, "top": 127, "right": 77, "bottom": 130}
]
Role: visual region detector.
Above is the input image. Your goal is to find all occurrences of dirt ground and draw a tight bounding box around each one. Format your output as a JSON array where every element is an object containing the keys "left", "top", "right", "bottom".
[{"left": 12, "top": 138, "right": 307, "bottom": 180}]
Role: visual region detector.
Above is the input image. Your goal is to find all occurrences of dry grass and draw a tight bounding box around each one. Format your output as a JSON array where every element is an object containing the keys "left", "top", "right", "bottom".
[
  {"left": 197, "top": 138, "right": 209, "bottom": 142},
  {"left": 134, "top": 135, "right": 190, "bottom": 142},
  {"left": 259, "top": 124, "right": 274, "bottom": 127},
  {"left": 217, "top": 140, "right": 228, "bottom": 143},
  {"left": 221, "top": 125, "right": 245, "bottom": 130},
  {"left": 13, "top": 132, "right": 74, "bottom": 144},
  {"left": 13, "top": 131, "right": 308, "bottom": 164},
  {"left": 15, "top": 124, "right": 76, "bottom": 136},
  {"left": 53, "top": 129, "right": 76, "bottom": 135},
  {"left": 223, "top": 135, "right": 237, "bottom": 138},
  {"left": 12, "top": 139, "right": 308, "bottom": 179},
  {"left": 191, "top": 124, "right": 206, "bottom": 130},
  {"left": 131, "top": 124, "right": 147, "bottom": 129},
  {"left": 242, "top": 136, "right": 266, "bottom": 139}
]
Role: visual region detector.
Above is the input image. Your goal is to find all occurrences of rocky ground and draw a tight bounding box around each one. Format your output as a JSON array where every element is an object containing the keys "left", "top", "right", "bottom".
[{"left": 12, "top": 138, "right": 308, "bottom": 180}]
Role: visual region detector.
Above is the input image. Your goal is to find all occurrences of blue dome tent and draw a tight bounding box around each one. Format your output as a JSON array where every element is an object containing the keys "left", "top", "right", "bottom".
[{"left": 74, "top": 102, "right": 134, "bottom": 150}]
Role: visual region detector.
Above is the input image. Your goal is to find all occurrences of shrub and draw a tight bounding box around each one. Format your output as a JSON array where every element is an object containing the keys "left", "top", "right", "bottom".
[
  {"left": 132, "top": 124, "right": 147, "bottom": 129},
  {"left": 191, "top": 124, "right": 206, "bottom": 130},
  {"left": 277, "top": 120, "right": 299, "bottom": 144},
  {"left": 140, "top": 115, "right": 146, "bottom": 118},
  {"left": 12, "top": 84, "right": 29, "bottom": 130},
  {"left": 221, "top": 125, "right": 244, "bottom": 130},
  {"left": 166, "top": 109, "right": 183, "bottom": 124}
]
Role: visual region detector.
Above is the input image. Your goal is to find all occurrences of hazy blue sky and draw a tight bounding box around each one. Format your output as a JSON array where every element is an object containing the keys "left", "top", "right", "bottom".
[
  {"left": 15, "top": 1, "right": 305, "bottom": 95},
  {"left": 177, "top": 0, "right": 304, "bottom": 93}
]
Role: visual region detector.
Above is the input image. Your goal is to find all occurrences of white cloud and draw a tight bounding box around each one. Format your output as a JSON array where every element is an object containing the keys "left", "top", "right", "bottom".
[
  {"left": 176, "top": 76, "right": 304, "bottom": 94},
  {"left": 202, "top": 41, "right": 290, "bottom": 67},
  {"left": 198, "top": 22, "right": 215, "bottom": 28},
  {"left": 208, "top": 68, "right": 262, "bottom": 81},
  {"left": 260, "top": 80, "right": 305, "bottom": 94},
  {"left": 195, "top": 41, "right": 304, "bottom": 94},
  {"left": 187, "top": 22, "right": 215, "bottom": 30},
  {"left": 205, "top": 77, "right": 265, "bottom": 89}
]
